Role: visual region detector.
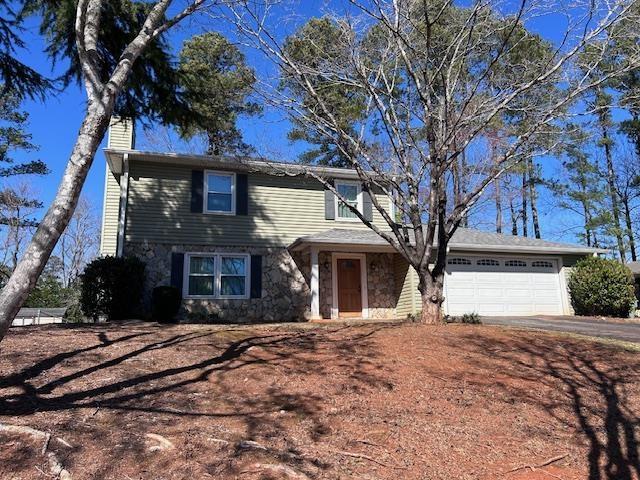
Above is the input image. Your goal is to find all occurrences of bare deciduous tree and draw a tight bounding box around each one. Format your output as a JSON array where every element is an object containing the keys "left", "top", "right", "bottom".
[
  {"left": 0, "top": 0, "right": 216, "bottom": 341},
  {"left": 230, "top": 0, "right": 640, "bottom": 323},
  {"left": 57, "top": 196, "right": 99, "bottom": 287}
]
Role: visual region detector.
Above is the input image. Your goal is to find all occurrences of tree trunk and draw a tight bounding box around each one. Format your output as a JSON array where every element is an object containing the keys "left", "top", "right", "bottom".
[
  {"left": 495, "top": 179, "right": 502, "bottom": 234},
  {"left": 601, "top": 121, "right": 626, "bottom": 261},
  {"left": 622, "top": 195, "right": 637, "bottom": 261},
  {"left": 527, "top": 157, "right": 541, "bottom": 239},
  {"left": 460, "top": 149, "right": 468, "bottom": 227},
  {"left": 0, "top": 107, "right": 111, "bottom": 340},
  {"left": 418, "top": 273, "right": 444, "bottom": 325},
  {"left": 521, "top": 171, "right": 528, "bottom": 237},
  {"left": 509, "top": 198, "right": 518, "bottom": 236}
]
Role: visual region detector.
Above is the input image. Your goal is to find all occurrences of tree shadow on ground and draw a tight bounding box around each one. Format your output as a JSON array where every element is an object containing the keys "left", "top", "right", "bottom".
[
  {"left": 454, "top": 332, "right": 640, "bottom": 480},
  {"left": 0, "top": 323, "right": 390, "bottom": 479}
]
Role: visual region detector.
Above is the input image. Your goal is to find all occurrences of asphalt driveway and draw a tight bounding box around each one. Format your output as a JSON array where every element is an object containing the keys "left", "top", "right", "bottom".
[{"left": 482, "top": 315, "right": 640, "bottom": 344}]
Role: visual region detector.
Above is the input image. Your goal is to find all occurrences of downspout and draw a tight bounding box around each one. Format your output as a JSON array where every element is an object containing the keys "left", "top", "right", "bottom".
[{"left": 116, "top": 153, "right": 130, "bottom": 257}]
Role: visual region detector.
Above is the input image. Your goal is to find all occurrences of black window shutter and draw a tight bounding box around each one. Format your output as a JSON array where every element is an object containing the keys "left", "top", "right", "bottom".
[
  {"left": 324, "top": 180, "right": 335, "bottom": 220},
  {"left": 250, "top": 255, "right": 262, "bottom": 299},
  {"left": 362, "top": 189, "right": 373, "bottom": 221},
  {"left": 236, "top": 173, "right": 248, "bottom": 215},
  {"left": 191, "top": 170, "right": 204, "bottom": 213},
  {"left": 170, "top": 252, "right": 185, "bottom": 293}
]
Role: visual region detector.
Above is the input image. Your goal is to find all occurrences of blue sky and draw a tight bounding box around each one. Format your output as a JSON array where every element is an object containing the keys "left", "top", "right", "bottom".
[{"left": 10, "top": 1, "right": 629, "bottom": 246}]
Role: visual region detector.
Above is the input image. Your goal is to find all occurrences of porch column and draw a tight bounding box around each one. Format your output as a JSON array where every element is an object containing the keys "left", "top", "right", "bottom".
[{"left": 310, "top": 247, "right": 321, "bottom": 319}]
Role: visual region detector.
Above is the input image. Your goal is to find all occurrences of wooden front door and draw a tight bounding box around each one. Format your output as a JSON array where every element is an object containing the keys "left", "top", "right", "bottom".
[{"left": 337, "top": 258, "right": 362, "bottom": 317}]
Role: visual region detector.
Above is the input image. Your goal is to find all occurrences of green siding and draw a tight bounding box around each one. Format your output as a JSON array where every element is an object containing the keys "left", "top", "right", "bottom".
[
  {"left": 99, "top": 165, "right": 120, "bottom": 256},
  {"left": 125, "top": 160, "right": 393, "bottom": 246},
  {"left": 394, "top": 255, "right": 419, "bottom": 317}
]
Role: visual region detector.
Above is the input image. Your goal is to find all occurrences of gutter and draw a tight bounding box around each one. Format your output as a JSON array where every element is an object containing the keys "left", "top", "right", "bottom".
[{"left": 103, "top": 148, "right": 370, "bottom": 180}]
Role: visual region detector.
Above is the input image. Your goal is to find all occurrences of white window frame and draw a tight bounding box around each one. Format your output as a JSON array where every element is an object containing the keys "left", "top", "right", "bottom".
[
  {"left": 334, "top": 180, "right": 363, "bottom": 222},
  {"left": 183, "top": 252, "right": 250, "bottom": 299},
  {"left": 204, "top": 170, "right": 236, "bottom": 215}
]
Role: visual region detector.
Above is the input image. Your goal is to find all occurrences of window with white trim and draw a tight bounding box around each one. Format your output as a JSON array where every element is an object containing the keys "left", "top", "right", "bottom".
[
  {"left": 532, "top": 260, "right": 554, "bottom": 268},
  {"left": 220, "top": 255, "right": 248, "bottom": 297},
  {"left": 477, "top": 258, "right": 500, "bottom": 266},
  {"left": 447, "top": 257, "right": 472, "bottom": 265},
  {"left": 335, "top": 181, "right": 362, "bottom": 220},
  {"left": 185, "top": 253, "right": 249, "bottom": 298},
  {"left": 187, "top": 255, "right": 216, "bottom": 296},
  {"left": 505, "top": 259, "right": 527, "bottom": 267},
  {"left": 205, "top": 171, "right": 235, "bottom": 214}
]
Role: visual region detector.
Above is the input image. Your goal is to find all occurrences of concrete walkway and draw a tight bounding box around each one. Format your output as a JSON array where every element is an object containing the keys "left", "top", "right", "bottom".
[{"left": 482, "top": 315, "right": 640, "bottom": 343}]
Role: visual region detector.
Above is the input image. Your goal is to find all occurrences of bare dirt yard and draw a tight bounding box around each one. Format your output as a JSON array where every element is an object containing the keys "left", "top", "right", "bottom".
[{"left": 0, "top": 322, "right": 638, "bottom": 480}]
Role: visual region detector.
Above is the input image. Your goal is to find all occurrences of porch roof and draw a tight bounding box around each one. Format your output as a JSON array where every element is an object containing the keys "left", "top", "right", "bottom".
[{"left": 289, "top": 227, "right": 605, "bottom": 256}]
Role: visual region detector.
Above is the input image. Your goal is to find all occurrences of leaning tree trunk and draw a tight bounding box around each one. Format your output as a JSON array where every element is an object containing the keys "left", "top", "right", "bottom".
[
  {"left": 0, "top": 106, "right": 112, "bottom": 340},
  {"left": 417, "top": 272, "right": 445, "bottom": 325},
  {"left": 495, "top": 179, "right": 503, "bottom": 234}
]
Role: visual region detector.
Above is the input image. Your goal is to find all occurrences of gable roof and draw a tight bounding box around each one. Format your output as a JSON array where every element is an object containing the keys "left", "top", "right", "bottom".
[{"left": 290, "top": 227, "right": 604, "bottom": 255}]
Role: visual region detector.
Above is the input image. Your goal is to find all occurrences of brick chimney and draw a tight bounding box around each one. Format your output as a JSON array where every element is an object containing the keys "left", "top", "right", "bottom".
[{"left": 107, "top": 116, "right": 135, "bottom": 150}]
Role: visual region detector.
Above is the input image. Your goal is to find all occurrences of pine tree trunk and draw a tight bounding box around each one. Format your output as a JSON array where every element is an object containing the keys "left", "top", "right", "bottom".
[
  {"left": 527, "top": 157, "right": 541, "bottom": 239},
  {"left": 601, "top": 121, "right": 626, "bottom": 261},
  {"left": 418, "top": 272, "right": 444, "bottom": 325},
  {"left": 495, "top": 179, "right": 502, "bottom": 234},
  {"left": 0, "top": 108, "right": 111, "bottom": 340},
  {"left": 509, "top": 198, "right": 518, "bottom": 236},
  {"left": 622, "top": 195, "right": 637, "bottom": 261},
  {"left": 521, "top": 171, "right": 528, "bottom": 237}
]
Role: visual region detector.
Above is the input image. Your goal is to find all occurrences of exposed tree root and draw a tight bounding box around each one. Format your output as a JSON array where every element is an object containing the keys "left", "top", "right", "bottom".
[
  {"left": 0, "top": 422, "right": 72, "bottom": 479},
  {"left": 501, "top": 453, "right": 569, "bottom": 476},
  {"left": 240, "top": 462, "right": 311, "bottom": 480}
]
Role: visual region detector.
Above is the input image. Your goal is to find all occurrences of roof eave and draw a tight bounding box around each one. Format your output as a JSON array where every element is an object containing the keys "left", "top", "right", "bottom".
[{"left": 103, "top": 148, "right": 367, "bottom": 180}]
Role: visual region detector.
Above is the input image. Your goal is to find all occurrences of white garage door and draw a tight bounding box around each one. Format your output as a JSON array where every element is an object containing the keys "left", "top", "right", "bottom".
[{"left": 444, "top": 256, "right": 564, "bottom": 316}]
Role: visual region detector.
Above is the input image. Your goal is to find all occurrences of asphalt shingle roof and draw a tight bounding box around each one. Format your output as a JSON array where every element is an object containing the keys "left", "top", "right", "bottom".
[{"left": 290, "top": 227, "right": 602, "bottom": 255}]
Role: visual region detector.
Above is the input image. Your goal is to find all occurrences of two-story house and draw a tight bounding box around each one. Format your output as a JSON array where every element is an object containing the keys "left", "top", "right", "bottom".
[{"left": 100, "top": 118, "right": 602, "bottom": 322}]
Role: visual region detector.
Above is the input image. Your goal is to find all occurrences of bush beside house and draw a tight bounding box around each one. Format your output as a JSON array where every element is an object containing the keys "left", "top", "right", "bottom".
[
  {"left": 80, "top": 256, "right": 146, "bottom": 320},
  {"left": 151, "top": 286, "right": 182, "bottom": 323},
  {"left": 568, "top": 256, "right": 635, "bottom": 318}
]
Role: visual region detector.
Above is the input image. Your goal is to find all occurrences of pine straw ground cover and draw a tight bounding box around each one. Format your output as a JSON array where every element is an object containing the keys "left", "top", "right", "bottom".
[{"left": 0, "top": 322, "right": 638, "bottom": 480}]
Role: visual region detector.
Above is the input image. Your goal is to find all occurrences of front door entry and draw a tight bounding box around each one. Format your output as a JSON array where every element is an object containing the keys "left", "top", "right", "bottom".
[{"left": 337, "top": 258, "right": 362, "bottom": 317}]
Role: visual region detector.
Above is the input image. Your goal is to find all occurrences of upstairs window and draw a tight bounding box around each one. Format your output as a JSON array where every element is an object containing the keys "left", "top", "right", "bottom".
[
  {"left": 205, "top": 171, "right": 235, "bottom": 214},
  {"left": 335, "top": 181, "right": 362, "bottom": 220}
]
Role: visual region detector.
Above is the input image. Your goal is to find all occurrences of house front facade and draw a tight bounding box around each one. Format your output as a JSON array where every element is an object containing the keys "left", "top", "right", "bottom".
[{"left": 100, "top": 119, "right": 601, "bottom": 322}]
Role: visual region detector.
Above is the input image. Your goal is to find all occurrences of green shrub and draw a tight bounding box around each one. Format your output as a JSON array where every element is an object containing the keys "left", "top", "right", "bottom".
[
  {"left": 151, "top": 286, "right": 182, "bottom": 323},
  {"left": 445, "top": 312, "right": 481, "bottom": 324},
  {"left": 568, "top": 256, "right": 635, "bottom": 318},
  {"left": 80, "top": 256, "right": 146, "bottom": 320}
]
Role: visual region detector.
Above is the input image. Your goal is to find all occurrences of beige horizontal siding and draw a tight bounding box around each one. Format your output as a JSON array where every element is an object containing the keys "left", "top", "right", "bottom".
[
  {"left": 107, "top": 117, "right": 135, "bottom": 149},
  {"left": 394, "top": 255, "right": 419, "bottom": 317},
  {"left": 125, "top": 161, "right": 393, "bottom": 246},
  {"left": 99, "top": 165, "right": 121, "bottom": 256}
]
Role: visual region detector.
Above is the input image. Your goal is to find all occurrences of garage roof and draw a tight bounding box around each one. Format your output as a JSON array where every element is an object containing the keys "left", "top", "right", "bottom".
[{"left": 290, "top": 227, "right": 605, "bottom": 255}]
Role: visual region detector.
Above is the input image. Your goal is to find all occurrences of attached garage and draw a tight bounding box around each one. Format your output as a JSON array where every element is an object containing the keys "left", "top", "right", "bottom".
[{"left": 444, "top": 255, "right": 565, "bottom": 316}]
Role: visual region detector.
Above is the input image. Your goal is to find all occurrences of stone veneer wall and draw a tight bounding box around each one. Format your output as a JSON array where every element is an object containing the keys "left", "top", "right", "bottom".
[
  {"left": 318, "top": 251, "right": 397, "bottom": 319},
  {"left": 126, "top": 242, "right": 311, "bottom": 323},
  {"left": 125, "top": 242, "right": 398, "bottom": 322}
]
